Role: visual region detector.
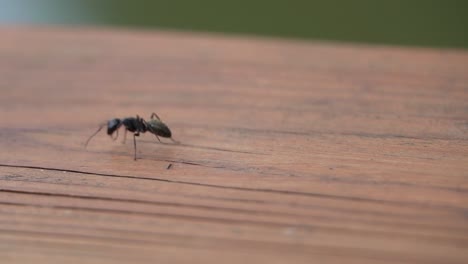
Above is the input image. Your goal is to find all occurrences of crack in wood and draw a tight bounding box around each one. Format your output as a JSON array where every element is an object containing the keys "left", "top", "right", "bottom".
[{"left": 1, "top": 163, "right": 466, "bottom": 213}]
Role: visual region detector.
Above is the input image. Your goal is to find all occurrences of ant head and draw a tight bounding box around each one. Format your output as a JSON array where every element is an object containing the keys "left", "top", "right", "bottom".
[
  {"left": 107, "top": 118, "right": 122, "bottom": 135},
  {"left": 146, "top": 119, "right": 172, "bottom": 138}
]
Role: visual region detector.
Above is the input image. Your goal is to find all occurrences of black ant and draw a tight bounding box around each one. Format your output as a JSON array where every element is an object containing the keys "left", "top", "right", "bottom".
[{"left": 85, "top": 113, "right": 177, "bottom": 160}]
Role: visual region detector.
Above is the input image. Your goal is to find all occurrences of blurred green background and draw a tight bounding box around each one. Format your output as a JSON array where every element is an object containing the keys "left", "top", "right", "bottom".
[{"left": 1, "top": 0, "right": 467, "bottom": 49}]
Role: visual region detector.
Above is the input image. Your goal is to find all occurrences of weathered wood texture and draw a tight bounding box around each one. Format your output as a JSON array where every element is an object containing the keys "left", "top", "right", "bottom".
[{"left": 0, "top": 27, "right": 467, "bottom": 264}]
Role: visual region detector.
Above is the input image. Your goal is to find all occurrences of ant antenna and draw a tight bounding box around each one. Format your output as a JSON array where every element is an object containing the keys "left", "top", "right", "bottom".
[{"left": 84, "top": 124, "right": 105, "bottom": 148}]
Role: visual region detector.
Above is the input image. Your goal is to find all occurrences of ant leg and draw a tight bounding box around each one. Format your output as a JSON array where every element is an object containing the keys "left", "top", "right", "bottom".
[
  {"left": 122, "top": 129, "right": 127, "bottom": 144},
  {"left": 84, "top": 123, "right": 105, "bottom": 148},
  {"left": 112, "top": 128, "right": 119, "bottom": 141},
  {"left": 151, "top": 113, "right": 161, "bottom": 120},
  {"left": 170, "top": 137, "right": 180, "bottom": 144},
  {"left": 154, "top": 134, "right": 162, "bottom": 143},
  {"left": 133, "top": 133, "right": 138, "bottom": 160}
]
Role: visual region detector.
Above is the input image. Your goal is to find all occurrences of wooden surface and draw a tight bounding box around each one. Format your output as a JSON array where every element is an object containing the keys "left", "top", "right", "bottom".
[{"left": 0, "top": 27, "right": 467, "bottom": 264}]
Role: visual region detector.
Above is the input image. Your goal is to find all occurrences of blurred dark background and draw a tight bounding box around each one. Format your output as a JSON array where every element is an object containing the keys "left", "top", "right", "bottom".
[{"left": 1, "top": 0, "right": 467, "bottom": 49}]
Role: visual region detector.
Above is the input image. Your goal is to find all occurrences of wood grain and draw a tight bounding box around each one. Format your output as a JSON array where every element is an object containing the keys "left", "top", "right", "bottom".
[{"left": 0, "top": 27, "right": 467, "bottom": 264}]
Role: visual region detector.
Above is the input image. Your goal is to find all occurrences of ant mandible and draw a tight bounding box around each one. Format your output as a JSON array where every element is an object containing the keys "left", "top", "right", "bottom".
[{"left": 85, "top": 113, "right": 178, "bottom": 160}]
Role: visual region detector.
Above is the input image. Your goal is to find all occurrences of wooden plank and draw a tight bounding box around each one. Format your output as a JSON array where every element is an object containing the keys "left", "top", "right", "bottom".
[{"left": 0, "top": 27, "right": 467, "bottom": 264}]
